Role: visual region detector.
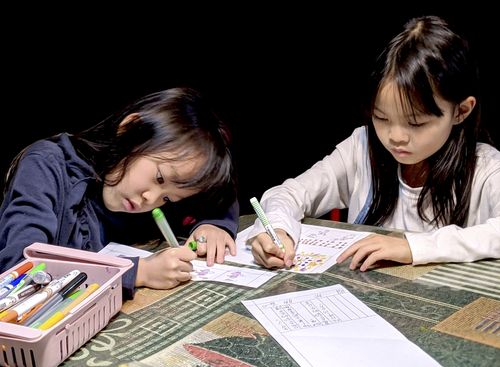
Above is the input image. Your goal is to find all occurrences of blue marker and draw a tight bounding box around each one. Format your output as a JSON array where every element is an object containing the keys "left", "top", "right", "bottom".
[{"left": 0, "top": 274, "right": 27, "bottom": 299}]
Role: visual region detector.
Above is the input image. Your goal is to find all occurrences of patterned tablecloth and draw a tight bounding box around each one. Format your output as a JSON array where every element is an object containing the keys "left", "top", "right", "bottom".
[{"left": 62, "top": 215, "right": 500, "bottom": 367}]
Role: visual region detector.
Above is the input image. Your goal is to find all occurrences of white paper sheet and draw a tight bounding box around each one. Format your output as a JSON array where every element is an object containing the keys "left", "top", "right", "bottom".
[
  {"left": 242, "top": 284, "right": 441, "bottom": 367},
  {"left": 99, "top": 242, "right": 154, "bottom": 258},
  {"left": 227, "top": 223, "right": 370, "bottom": 273},
  {"left": 190, "top": 260, "right": 277, "bottom": 288},
  {"left": 99, "top": 243, "right": 276, "bottom": 288}
]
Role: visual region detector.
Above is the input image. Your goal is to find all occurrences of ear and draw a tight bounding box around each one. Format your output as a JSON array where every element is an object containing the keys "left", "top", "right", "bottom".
[
  {"left": 454, "top": 96, "right": 476, "bottom": 125},
  {"left": 117, "top": 113, "right": 140, "bottom": 134}
]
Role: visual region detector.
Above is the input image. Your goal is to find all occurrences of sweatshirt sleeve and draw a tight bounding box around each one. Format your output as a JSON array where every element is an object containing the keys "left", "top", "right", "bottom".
[
  {"left": 246, "top": 129, "right": 362, "bottom": 245},
  {"left": 407, "top": 150, "right": 500, "bottom": 265},
  {"left": 121, "top": 256, "right": 139, "bottom": 300},
  {"left": 407, "top": 217, "right": 500, "bottom": 264},
  {"left": 0, "top": 151, "right": 64, "bottom": 272},
  {"left": 193, "top": 199, "right": 240, "bottom": 239}
]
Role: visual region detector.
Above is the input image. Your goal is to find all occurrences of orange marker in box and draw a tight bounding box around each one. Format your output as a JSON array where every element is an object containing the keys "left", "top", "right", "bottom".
[{"left": 0, "top": 261, "right": 33, "bottom": 289}]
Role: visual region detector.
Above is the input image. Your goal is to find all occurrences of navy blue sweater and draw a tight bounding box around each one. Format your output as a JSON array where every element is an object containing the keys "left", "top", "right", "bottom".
[{"left": 0, "top": 134, "right": 239, "bottom": 299}]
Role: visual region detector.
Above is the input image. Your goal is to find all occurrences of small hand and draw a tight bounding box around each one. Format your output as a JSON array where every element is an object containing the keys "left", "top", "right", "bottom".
[
  {"left": 136, "top": 246, "right": 197, "bottom": 289},
  {"left": 336, "top": 234, "right": 413, "bottom": 271},
  {"left": 250, "top": 229, "right": 295, "bottom": 269},
  {"left": 187, "top": 224, "right": 236, "bottom": 266}
]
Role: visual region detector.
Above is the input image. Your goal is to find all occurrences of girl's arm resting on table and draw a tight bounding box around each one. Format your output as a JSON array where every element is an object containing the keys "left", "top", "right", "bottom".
[
  {"left": 407, "top": 217, "right": 500, "bottom": 264},
  {"left": 337, "top": 218, "right": 500, "bottom": 270},
  {"left": 336, "top": 234, "right": 412, "bottom": 271}
]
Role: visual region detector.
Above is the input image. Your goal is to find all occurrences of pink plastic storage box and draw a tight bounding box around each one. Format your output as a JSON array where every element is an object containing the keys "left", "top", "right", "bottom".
[{"left": 0, "top": 243, "right": 133, "bottom": 367}]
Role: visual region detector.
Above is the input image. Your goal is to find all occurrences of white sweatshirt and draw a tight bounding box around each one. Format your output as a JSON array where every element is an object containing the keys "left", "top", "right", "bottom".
[{"left": 248, "top": 126, "right": 500, "bottom": 265}]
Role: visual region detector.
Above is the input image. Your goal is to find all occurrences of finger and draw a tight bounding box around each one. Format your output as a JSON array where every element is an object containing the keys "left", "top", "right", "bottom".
[
  {"left": 359, "top": 251, "right": 385, "bottom": 272},
  {"left": 261, "top": 238, "right": 284, "bottom": 258},
  {"left": 226, "top": 238, "right": 237, "bottom": 256},
  {"left": 282, "top": 241, "right": 296, "bottom": 268},
  {"left": 337, "top": 234, "right": 377, "bottom": 263},
  {"left": 195, "top": 234, "right": 208, "bottom": 245},
  {"left": 251, "top": 247, "right": 267, "bottom": 266},
  {"left": 195, "top": 241, "right": 207, "bottom": 256},
  {"left": 250, "top": 235, "right": 281, "bottom": 267},
  {"left": 349, "top": 244, "right": 379, "bottom": 270},
  {"left": 206, "top": 239, "right": 216, "bottom": 266},
  {"left": 337, "top": 242, "right": 363, "bottom": 263},
  {"left": 215, "top": 238, "right": 227, "bottom": 264},
  {"left": 176, "top": 258, "right": 194, "bottom": 272},
  {"left": 193, "top": 232, "right": 208, "bottom": 255},
  {"left": 283, "top": 250, "right": 296, "bottom": 268},
  {"left": 263, "top": 255, "right": 286, "bottom": 268},
  {"left": 251, "top": 245, "right": 285, "bottom": 268},
  {"left": 177, "top": 270, "right": 192, "bottom": 282},
  {"left": 176, "top": 247, "right": 197, "bottom": 262}
]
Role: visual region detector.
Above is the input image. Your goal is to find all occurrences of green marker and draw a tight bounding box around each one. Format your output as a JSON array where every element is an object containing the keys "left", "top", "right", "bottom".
[
  {"left": 152, "top": 208, "right": 180, "bottom": 247},
  {"left": 250, "top": 197, "right": 285, "bottom": 251},
  {"left": 29, "top": 289, "right": 83, "bottom": 329}
]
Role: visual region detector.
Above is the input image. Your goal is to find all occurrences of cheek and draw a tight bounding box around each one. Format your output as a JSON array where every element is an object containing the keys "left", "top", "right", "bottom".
[
  {"left": 373, "top": 123, "right": 388, "bottom": 143},
  {"left": 101, "top": 185, "right": 115, "bottom": 210},
  {"left": 419, "top": 125, "right": 452, "bottom": 152}
]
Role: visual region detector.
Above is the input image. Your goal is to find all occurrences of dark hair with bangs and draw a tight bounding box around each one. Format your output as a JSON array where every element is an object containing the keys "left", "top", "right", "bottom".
[
  {"left": 5, "top": 87, "right": 236, "bottom": 208},
  {"left": 364, "top": 15, "right": 482, "bottom": 227}
]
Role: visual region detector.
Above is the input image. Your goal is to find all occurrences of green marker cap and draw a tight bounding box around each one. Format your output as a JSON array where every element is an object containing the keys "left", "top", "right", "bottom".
[
  {"left": 28, "top": 263, "right": 46, "bottom": 275},
  {"left": 188, "top": 241, "right": 198, "bottom": 251},
  {"left": 152, "top": 208, "right": 164, "bottom": 219}
]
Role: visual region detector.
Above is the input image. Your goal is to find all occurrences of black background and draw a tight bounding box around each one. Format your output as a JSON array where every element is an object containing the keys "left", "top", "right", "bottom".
[{"left": 2, "top": 7, "right": 498, "bottom": 215}]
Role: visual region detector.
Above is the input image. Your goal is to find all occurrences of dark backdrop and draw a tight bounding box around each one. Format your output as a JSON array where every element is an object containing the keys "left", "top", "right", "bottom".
[{"left": 2, "top": 8, "right": 498, "bottom": 215}]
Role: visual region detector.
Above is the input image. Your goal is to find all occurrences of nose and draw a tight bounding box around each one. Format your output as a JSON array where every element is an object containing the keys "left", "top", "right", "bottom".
[
  {"left": 141, "top": 188, "right": 165, "bottom": 208},
  {"left": 388, "top": 125, "right": 410, "bottom": 145}
]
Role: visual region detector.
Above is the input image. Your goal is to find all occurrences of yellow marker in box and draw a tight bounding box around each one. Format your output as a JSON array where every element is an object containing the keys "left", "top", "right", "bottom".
[{"left": 38, "top": 283, "right": 100, "bottom": 330}]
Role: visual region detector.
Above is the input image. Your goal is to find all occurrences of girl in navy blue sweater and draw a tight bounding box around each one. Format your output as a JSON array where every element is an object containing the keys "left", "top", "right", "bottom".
[{"left": 0, "top": 87, "right": 239, "bottom": 298}]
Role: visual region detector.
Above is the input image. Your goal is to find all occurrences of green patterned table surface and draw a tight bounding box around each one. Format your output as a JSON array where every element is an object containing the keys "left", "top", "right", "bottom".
[{"left": 61, "top": 215, "right": 499, "bottom": 367}]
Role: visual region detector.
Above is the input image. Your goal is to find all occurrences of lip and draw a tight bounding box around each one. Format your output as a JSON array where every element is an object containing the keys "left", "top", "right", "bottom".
[
  {"left": 390, "top": 148, "right": 411, "bottom": 157},
  {"left": 123, "top": 198, "right": 136, "bottom": 212}
]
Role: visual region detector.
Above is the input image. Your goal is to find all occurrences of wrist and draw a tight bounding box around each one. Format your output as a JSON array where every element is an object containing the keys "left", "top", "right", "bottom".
[{"left": 135, "top": 258, "right": 147, "bottom": 287}]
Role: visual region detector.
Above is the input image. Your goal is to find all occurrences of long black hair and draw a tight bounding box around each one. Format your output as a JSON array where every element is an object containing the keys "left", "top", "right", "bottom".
[
  {"left": 364, "top": 16, "right": 481, "bottom": 227},
  {"left": 5, "top": 87, "right": 236, "bottom": 209}
]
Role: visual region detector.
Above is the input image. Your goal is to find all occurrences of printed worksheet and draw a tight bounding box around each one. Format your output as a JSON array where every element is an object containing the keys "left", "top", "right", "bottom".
[
  {"left": 227, "top": 223, "right": 370, "bottom": 273},
  {"left": 99, "top": 243, "right": 276, "bottom": 288},
  {"left": 190, "top": 260, "right": 277, "bottom": 288},
  {"left": 242, "top": 284, "right": 441, "bottom": 367}
]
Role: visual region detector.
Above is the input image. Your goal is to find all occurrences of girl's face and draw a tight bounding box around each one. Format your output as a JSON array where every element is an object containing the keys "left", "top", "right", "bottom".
[
  {"left": 372, "top": 81, "right": 460, "bottom": 166},
  {"left": 102, "top": 153, "right": 203, "bottom": 213}
]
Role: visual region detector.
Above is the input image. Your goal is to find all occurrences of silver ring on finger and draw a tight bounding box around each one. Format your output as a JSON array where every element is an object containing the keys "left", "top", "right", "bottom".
[{"left": 196, "top": 235, "right": 207, "bottom": 243}]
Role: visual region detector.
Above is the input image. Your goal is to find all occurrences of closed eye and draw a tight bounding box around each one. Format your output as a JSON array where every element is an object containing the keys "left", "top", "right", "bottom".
[
  {"left": 408, "top": 122, "right": 426, "bottom": 128},
  {"left": 408, "top": 119, "right": 429, "bottom": 128},
  {"left": 372, "top": 114, "right": 388, "bottom": 122}
]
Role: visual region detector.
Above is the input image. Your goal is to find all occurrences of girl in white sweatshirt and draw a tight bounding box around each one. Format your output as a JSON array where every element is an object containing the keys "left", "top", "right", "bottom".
[{"left": 248, "top": 15, "right": 500, "bottom": 271}]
